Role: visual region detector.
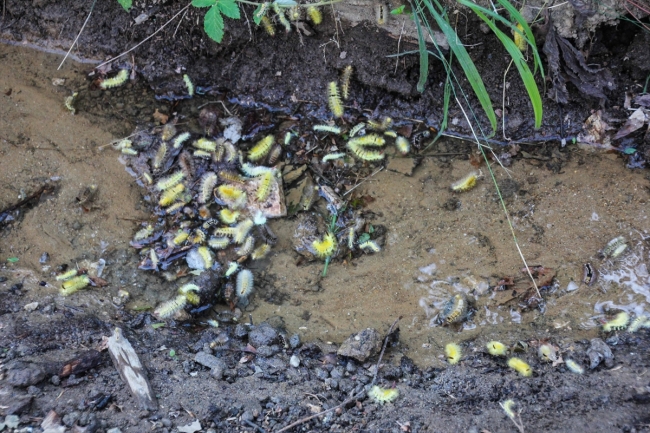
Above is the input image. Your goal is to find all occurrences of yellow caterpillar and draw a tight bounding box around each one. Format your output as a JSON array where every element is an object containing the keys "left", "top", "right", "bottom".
[
  {"left": 179, "top": 283, "right": 201, "bottom": 305},
  {"left": 159, "top": 183, "right": 185, "bottom": 207},
  {"left": 216, "top": 184, "right": 247, "bottom": 209},
  {"left": 172, "top": 229, "right": 189, "bottom": 246},
  {"left": 368, "top": 386, "right": 399, "bottom": 404},
  {"left": 347, "top": 144, "right": 384, "bottom": 162},
  {"left": 134, "top": 224, "right": 154, "bottom": 240},
  {"left": 486, "top": 341, "right": 508, "bottom": 356},
  {"left": 251, "top": 244, "right": 271, "bottom": 260},
  {"left": 272, "top": 2, "right": 291, "bottom": 32},
  {"left": 328, "top": 82, "right": 344, "bottom": 118},
  {"left": 197, "top": 246, "right": 213, "bottom": 268},
  {"left": 341, "top": 65, "right": 353, "bottom": 100},
  {"left": 359, "top": 240, "right": 381, "bottom": 253},
  {"left": 248, "top": 135, "right": 275, "bottom": 161},
  {"left": 235, "top": 235, "right": 255, "bottom": 257},
  {"left": 153, "top": 142, "right": 167, "bottom": 170},
  {"left": 451, "top": 171, "right": 480, "bottom": 192},
  {"left": 513, "top": 23, "right": 526, "bottom": 51},
  {"left": 219, "top": 209, "right": 240, "bottom": 224},
  {"left": 154, "top": 294, "right": 187, "bottom": 319},
  {"left": 445, "top": 343, "right": 462, "bottom": 365},
  {"left": 234, "top": 219, "right": 254, "bottom": 244},
  {"left": 565, "top": 359, "right": 584, "bottom": 374},
  {"left": 603, "top": 311, "right": 629, "bottom": 332},
  {"left": 60, "top": 275, "right": 90, "bottom": 296},
  {"left": 507, "top": 357, "right": 532, "bottom": 377},
  {"left": 156, "top": 171, "right": 185, "bottom": 191},
  {"left": 172, "top": 131, "right": 191, "bottom": 148},
  {"left": 161, "top": 124, "right": 177, "bottom": 141},
  {"left": 395, "top": 136, "right": 410, "bottom": 155},
  {"left": 208, "top": 236, "right": 231, "bottom": 250},
  {"left": 55, "top": 269, "right": 78, "bottom": 281},
  {"left": 183, "top": 74, "right": 194, "bottom": 96},
  {"left": 307, "top": 5, "right": 322, "bottom": 25},
  {"left": 188, "top": 228, "right": 206, "bottom": 245},
  {"left": 261, "top": 16, "right": 275, "bottom": 36},
  {"left": 312, "top": 232, "right": 337, "bottom": 259},
  {"left": 214, "top": 227, "right": 238, "bottom": 238},
  {"left": 348, "top": 134, "right": 385, "bottom": 147},
  {"left": 193, "top": 138, "right": 217, "bottom": 152},
  {"left": 256, "top": 171, "right": 274, "bottom": 201},
  {"left": 199, "top": 172, "right": 217, "bottom": 204},
  {"left": 99, "top": 69, "right": 129, "bottom": 89}
]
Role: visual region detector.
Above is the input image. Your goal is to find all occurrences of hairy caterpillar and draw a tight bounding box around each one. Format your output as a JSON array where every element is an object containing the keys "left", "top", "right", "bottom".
[
  {"left": 60, "top": 275, "right": 90, "bottom": 296},
  {"left": 55, "top": 269, "right": 78, "bottom": 281},
  {"left": 197, "top": 205, "right": 211, "bottom": 220},
  {"left": 451, "top": 171, "right": 480, "bottom": 192},
  {"left": 219, "top": 170, "right": 246, "bottom": 184},
  {"left": 172, "top": 131, "right": 191, "bottom": 148},
  {"left": 538, "top": 344, "right": 558, "bottom": 362},
  {"left": 179, "top": 283, "right": 201, "bottom": 306},
  {"left": 313, "top": 125, "right": 342, "bottom": 134},
  {"left": 189, "top": 228, "right": 206, "bottom": 245},
  {"left": 149, "top": 248, "right": 159, "bottom": 269},
  {"left": 183, "top": 74, "right": 194, "bottom": 97},
  {"left": 253, "top": 210, "right": 267, "bottom": 226},
  {"left": 284, "top": 131, "right": 294, "bottom": 146},
  {"left": 161, "top": 124, "right": 177, "bottom": 141},
  {"left": 223, "top": 141, "right": 239, "bottom": 162},
  {"left": 214, "top": 227, "right": 238, "bottom": 238},
  {"left": 507, "top": 357, "right": 532, "bottom": 377},
  {"left": 225, "top": 261, "right": 239, "bottom": 277},
  {"left": 99, "top": 69, "right": 129, "bottom": 89},
  {"left": 395, "top": 136, "right": 410, "bottom": 155},
  {"left": 347, "top": 227, "right": 356, "bottom": 249},
  {"left": 141, "top": 172, "right": 153, "bottom": 185},
  {"left": 134, "top": 224, "right": 154, "bottom": 240},
  {"left": 235, "top": 235, "right": 255, "bottom": 256},
  {"left": 367, "top": 117, "right": 392, "bottom": 131},
  {"left": 193, "top": 138, "right": 217, "bottom": 152},
  {"left": 272, "top": 2, "right": 291, "bottom": 32},
  {"left": 445, "top": 343, "right": 462, "bottom": 365},
  {"left": 383, "top": 131, "right": 397, "bottom": 138},
  {"left": 486, "top": 341, "right": 508, "bottom": 356},
  {"left": 255, "top": 2, "right": 269, "bottom": 19},
  {"left": 328, "top": 82, "right": 344, "bottom": 118},
  {"left": 307, "top": 5, "right": 322, "bottom": 25},
  {"left": 156, "top": 170, "right": 185, "bottom": 191},
  {"left": 312, "top": 232, "right": 337, "bottom": 259},
  {"left": 564, "top": 359, "right": 584, "bottom": 374},
  {"left": 368, "top": 385, "right": 399, "bottom": 404},
  {"left": 172, "top": 230, "right": 189, "bottom": 246},
  {"left": 628, "top": 314, "right": 649, "bottom": 332},
  {"left": 236, "top": 269, "right": 254, "bottom": 299},
  {"left": 208, "top": 236, "right": 231, "bottom": 250},
  {"left": 153, "top": 142, "right": 168, "bottom": 170},
  {"left": 600, "top": 236, "right": 628, "bottom": 259},
  {"left": 251, "top": 244, "right": 271, "bottom": 260},
  {"left": 256, "top": 171, "right": 274, "bottom": 201},
  {"left": 603, "top": 311, "right": 629, "bottom": 332},
  {"left": 234, "top": 219, "right": 254, "bottom": 244},
  {"left": 322, "top": 153, "right": 346, "bottom": 162},
  {"left": 121, "top": 148, "right": 138, "bottom": 155},
  {"left": 439, "top": 294, "right": 467, "bottom": 325},
  {"left": 340, "top": 65, "right": 353, "bottom": 100},
  {"left": 267, "top": 144, "right": 282, "bottom": 165},
  {"left": 513, "top": 23, "right": 526, "bottom": 51},
  {"left": 248, "top": 135, "right": 275, "bottom": 161},
  {"left": 216, "top": 185, "right": 247, "bottom": 209},
  {"left": 165, "top": 202, "right": 185, "bottom": 214},
  {"left": 261, "top": 16, "right": 275, "bottom": 36},
  {"left": 198, "top": 172, "right": 218, "bottom": 204},
  {"left": 193, "top": 150, "right": 212, "bottom": 158},
  {"left": 154, "top": 294, "right": 187, "bottom": 319},
  {"left": 348, "top": 134, "right": 385, "bottom": 147},
  {"left": 240, "top": 162, "right": 275, "bottom": 177},
  {"left": 359, "top": 240, "right": 381, "bottom": 253},
  {"left": 64, "top": 92, "right": 78, "bottom": 114},
  {"left": 501, "top": 399, "right": 519, "bottom": 421},
  {"left": 288, "top": 5, "right": 302, "bottom": 21},
  {"left": 375, "top": 2, "right": 388, "bottom": 25},
  {"left": 197, "top": 246, "right": 213, "bottom": 269},
  {"left": 349, "top": 123, "right": 366, "bottom": 137},
  {"left": 347, "top": 142, "right": 384, "bottom": 161},
  {"left": 159, "top": 183, "right": 185, "bottom": 207},
  {"left": 219, "top": 209, "right": 240, "bottom": 224}
]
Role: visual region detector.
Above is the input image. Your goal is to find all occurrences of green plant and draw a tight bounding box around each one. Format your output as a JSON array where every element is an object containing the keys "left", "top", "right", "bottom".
[
  {"left": 117, "top": 0, "right": 132, "bottom": 11},
  {"left": 193, "top": 0, "right": 241, "bottom": 43}
]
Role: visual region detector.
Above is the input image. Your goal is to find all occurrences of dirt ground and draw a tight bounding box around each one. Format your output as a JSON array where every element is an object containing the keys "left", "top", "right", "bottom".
[{"left": 2, "top": 1, "right": 650, "bottom": 432}]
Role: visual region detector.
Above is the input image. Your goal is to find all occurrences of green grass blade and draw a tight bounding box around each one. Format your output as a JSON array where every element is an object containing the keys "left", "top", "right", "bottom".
[
  {"left": 419, "top": 0, "right": 497, "bottom": 135},
  {"left": 412, "top": 3, "right": 429, "bottom": 93},
  {"left": 495, "top": 0, "right": 544, "bottom": 77},
  {"left": 464, "top": 5, "right": 543, "bottom": 129}
]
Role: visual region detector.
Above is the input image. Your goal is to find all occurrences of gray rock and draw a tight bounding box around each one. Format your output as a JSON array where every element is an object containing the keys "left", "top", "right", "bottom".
[
  {"left": 106, "top": 428, "right": 122, "bottom": 433},
  {"left": 62, "top": 411, "right": 81, "bottom": 427},
  {"left": 587, "top": 338, "right": 614, "bottom": 369},
  {"left": 6, "top": 362, "right": 46, "bottom": 387},
  {"left": 5, "top": 415, "right": 20, "bottom": 429},
  {"left": 248, "top": 324, "right": 278, "bottom": 347},
  {"left": 289, "top": 334, "right": 301, "bottom": 349},
  {"left": 315, "top": 368, "right": 329, "bottom": 381},
  {"left": 194, "top": 352, "right": 226, "bottom": 379},
  {"left": 234, "top": 324, "right": 249, "bottom": 338},
  {"left": 337, "top": 328, "right": 382, "bottom": 362},
  {"left": 290, "top": 355, "right": 300, "bottom": 368},
  {"left": 255, "top": 345, "right": 278, "bottom": 358}
]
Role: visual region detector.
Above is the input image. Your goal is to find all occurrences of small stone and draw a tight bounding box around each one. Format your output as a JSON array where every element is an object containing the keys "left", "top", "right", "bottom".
[
  {"left": 248, "top": 323, "right": 278, "bottom": 347},
  {"left": 106, "top": 428, "right": 122, "bottom": 433},
  {"left": 5, "top": 415, "right": 20, "bottom": 429},
  {"left": 6, "top": 362, "right": 46, "bottom": 387},
  {"left": 24, "top": 302, "right": 39, "bottom": 312},
  {"left": 337, "top": 328, "right": 382, "bottom": 362},
  {"left": 290, "top": 355, "right": 300, "bottom": 368},
  {"left": 161, "top": 418, "right": 172, "bottom": 427},
  {"left": 50, "top": 375, "right": 61, "bottom": 386},
  {"left": 289, "top": 334, "right": 301, "bottom": 349}
]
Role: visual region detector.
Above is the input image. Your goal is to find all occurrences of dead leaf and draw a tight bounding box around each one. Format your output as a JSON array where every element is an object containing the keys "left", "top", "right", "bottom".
[
  {"left": 307, "top": 403, "right": 322, "bottom": 413},
  {"left": 153, "top": 109, "right": 169, "bottom": 125},
  {"left": 577, "top": 110, "right": 615, "bottom": 148},
  {"left": 613, "top": 108, "right": 648, "bottom": 140}
]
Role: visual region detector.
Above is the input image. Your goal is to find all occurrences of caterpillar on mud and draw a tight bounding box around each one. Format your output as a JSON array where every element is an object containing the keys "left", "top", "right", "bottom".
[
  {"left": 234, "top": 219, "right": 254, "bottom": 244},
  {"left": 165, "top": 201, "right": 185, "bottom": 214},
  {"left": 348, "top": 134, "right": 385, "bottom": 147},
  {"left": 197, "top": 246, "right": 213, "bottom": 268},
  {"left": 172, "top": 131, "right": 191, "bottom": 149},
  {"left": 159, "top": 183, "right": 185, "bottom": 207},
  {"left": 307, "top": 5, "right": 322, "bottom": 25},
  {"left": 340, "top": 65, "right": 353, "bottom": 100},
  {"left": 267, "top": 144, "right": 283, "bottom": 165},
  {"left": 99, "top": 69, "right": 129, "bottom": 89},
  {"left": 439, "top": 294, "right": 467, "bottom": 325},
  {"left": 240, "top": 162, "right": 275, "bottom": 177},
  {"left": 161, "top": 124, "right": 177, "bottom": 142},
  {"left": 172, "top": 230, "right": 189, "bottom": 246},
  {"left": 395, "top": 136, "right": 410, "bottom": 155},
  {"left": 375, "top": 2, "right": 388, "bottom": 25},
  {"left": 248, "top": 135, "right": 275, "bottom": 161},
  {"left": 219, "top": 170, "right": 246, "bottom": 184},
  {"left": 451, "top": 171, "right": 480, "bottom": 192},
  {"left": 154, "top": 294, "right": 187, "bottom": 319},
  {"left": 64, "top": 92, "right": 78, "bottom": 114},
  {"left": 256, "top": 171, "right": 274, "bottom": 202},
  {"left": 219, "top": 209, "right": 240, "bottom": 224},
  {"left": 55, "top": 269, "right": 78, "bottom": 281},
  {"left": 500, "top": 399, "right": 519, "bottom": 420},
  {"left": 236, "top": 269, "right": 254, "bottom": 299},
  {"left": 600, "top": 236, "right": 627, "bottom": 259},
  {"left": 179, "top": 283, "right": 201, "bottom": 306},
  {"left": 312, "top": 232, "right": 337, "bottom": 259},
  {"left": 189, "top": 228, "right": 206, "bottom": 245},
  {"left": 445, "top": 343, "right": 462, "bottom": 365},
  {"left": 183, "top": 74, "right": 194, "bottom": 97},
  {"left": 134, "top": 224, "right": 154, "bottom": 241},
  {"left": 322, "top": 153, "right": 346, "bottom": 163},
  {"left": 261, "top": 16, "right": 275, "bottom": 36},
  {"left": 208, "top": 236, "right": 231, "bottom": 250},
  {"left": 359, "top": 240, "right": 381, "bottom": 253},
  {"left": 251, "top": 244, "right": 271, "bottom": 260},
  {"left": 602, "top": 311, "right": 629, "bottom": 332},
  {"left": 368, "top": 385, "right": 399, "bottom": 404},
  {"left": 216, "top": 184, "right": 247, "bottom": 209},
  {"left": 347, "top": 227, "right": 356, "bottom": 250},
  {"left": 564, "top": 359, "right": 584, "bottom": 374},
  {"left": 349, "top": 123, "right": 366, "bottom": 137},
  {"left": 367, "top": 117, "right": 392, "bottom": 131},
  {"left": 328, "top": 82, "right": 344, "bottom": 118},
  {"left": 199, "top": 172, "right": 218, "bottom": 204},
  {"left": 193, "top": 138, "right": 217, "bottom": 152},
  {"left": 193, "top": 150, "right": 212, "bottom": 159},
  {"left": 153, "top": 142, "right": 168, "bottom": 170},
  {"left": 225, "top": 261, "right": 239, "bottom": 277},
  {"left": 628, "top": 314, "right": 649, "bottom": 333},
  {"left": 347, "top": 142, "right": 384, "bottom": 161},
  {"left": 214, "top": 227, "right": 238, "bottom": 238},
  {"left": 156, "top": 170, "right": 185, "bottom": 191},
  {"left": 507, "top": 357, "right": 532, "bottom": 377},
  {"left": 235, "top": 235, "right": 256, "bottom": 257},
  {"left": 486, "top": 341, "right": 508, "bottom": 356},
  {"left": 538, "top": 344, "right": 558, "bottom": 362},
  {"left": 60, "top": 275, "right": 91, "bottom": 296},
  {"left": 313, "top": 125, "right": 342, "bottom": 134}
]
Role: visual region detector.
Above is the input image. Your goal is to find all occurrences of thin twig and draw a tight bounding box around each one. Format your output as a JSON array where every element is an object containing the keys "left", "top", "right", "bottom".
[
  {"left": 172, "top": 7, "right": 189, "bottom": 39},
  {"left": 95, "top": 3, "right": 192, "bottom": 70},
  {"left": 343, "top": 167, "right": 383, "bottom": 196},
  {"left": 502, "top": 58, "right": 514, "bottom": 141},
  {"left": 276, "top": 318, "right": 401, "bottom": 433},
  {"left": 58, "top": 0, "right": 97, "bottom": 70},
  {"left": 394, "top": 19, "right": 406, "bottom": 74}
]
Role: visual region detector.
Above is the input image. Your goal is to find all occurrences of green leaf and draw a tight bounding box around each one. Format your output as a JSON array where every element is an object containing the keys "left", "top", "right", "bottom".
[
  {"left": 7, "top": 257, "right": 18, "bottom": 263},
  {"left": 117, "top": 0, "right": 132, "bottom": 12},
  {"left": 358, "top": 233, "right": 370, "bottom": 244},
  {"left": 253, "top": 3, "right": 265, "bottom": 25},
  {"left": 495, "top": 0, "right": 544, "bottom": 77},
  {"left": 217, "top": 0, "right": 240, "bottom": 19},
  {"left": 412, "top": 3, "right": 428, "bottom": 93},
  {"left": 169, "top": 349, "right": 176, "bottom": 357},
  {"left": 420, "top": 0, "right": 497, "bottom": 135},
  {"left": 391, "top": 5, "right": 406, "bottom": 14},
  {"left": 204, "top": 5, "right": 225, "bottom": 43},
  {"left": 460, "top": 2, "right": 543, "bottom": 129},
  {"left": 192, "top": 0, "right": 216, "bottom": 7},
  {"left": 151, "top": 322, "right": 166, "bottom": 329}
]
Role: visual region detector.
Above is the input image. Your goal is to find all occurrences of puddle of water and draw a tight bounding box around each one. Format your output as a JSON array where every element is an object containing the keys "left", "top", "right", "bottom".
[{"left": 2, "top": 44, "right": 650, "bottom": 368}]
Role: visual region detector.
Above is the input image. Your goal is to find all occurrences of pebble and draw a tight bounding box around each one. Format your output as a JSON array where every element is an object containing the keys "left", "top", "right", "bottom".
[
  {"left": 6, "top": 362, "right": 46, "bottom": 387},
  {"left": 248, "top": 323, "right": 279, "bottom": 347},
  {"left": 289, "top": 355, "right": 300, "bottom": 368},
  {"left": 289, "top": 334, "right": 301, "bottom": 349},
  {"left": 337, "top": 328, "right": 381, "bottom": 362},
  {"left": 106, "top": 429, "right": 122, "bottom": 433},
  {"left": 24, "top": 302, "right": 39, "bottom": 312}
]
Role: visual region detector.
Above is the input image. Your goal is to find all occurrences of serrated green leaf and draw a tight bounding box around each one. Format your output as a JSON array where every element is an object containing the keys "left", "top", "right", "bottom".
[
  {"left": 253, "top": 3, "right": 265, "bottom": 25},
  {"left": 217, "top": 0, "right": 240, "bottom": 19},
  {"left": 117, "top": 0, "right": 132, "bottom": 12},
  {"left": 204, "top": 5, "right": 225, "bottom": 43},
  {"left": 391, "top": 5, "right": 406, "bottom": 14},
  {"left": 192, "top": 0, "right": 216, "bottom": 7}
]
